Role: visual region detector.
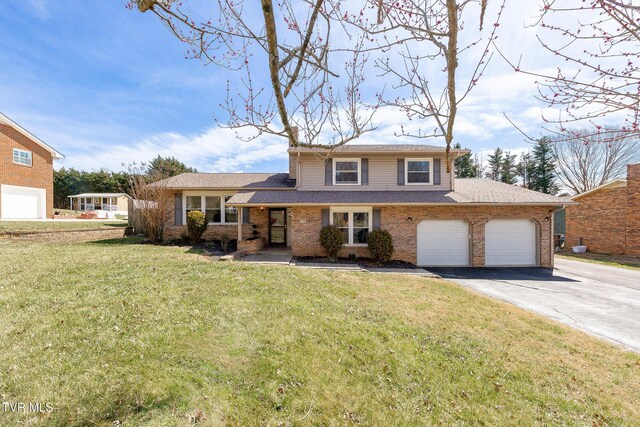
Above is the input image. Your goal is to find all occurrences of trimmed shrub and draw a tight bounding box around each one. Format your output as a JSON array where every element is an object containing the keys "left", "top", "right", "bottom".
[
  {"left": 367, "top": 229, "right": 394, "bottom": 264},
  {"left": 186, "top": 210, "right": 207, "bottom": 243},
  {"left": 319, "top": 225, "right": 344, "bottom": 262}
]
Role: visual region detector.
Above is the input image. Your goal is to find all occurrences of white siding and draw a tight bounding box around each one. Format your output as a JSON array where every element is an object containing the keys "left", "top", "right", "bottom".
[{"left": 297, "top": 154, "right": 452, "bottom": 191}]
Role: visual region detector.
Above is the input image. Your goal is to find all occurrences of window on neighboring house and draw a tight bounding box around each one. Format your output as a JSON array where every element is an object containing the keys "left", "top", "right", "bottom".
[
  {"left": 13, "top": 148, "right": 32, "bottom": 166},
  {"left": 405, "top": 158, "right": 432, "bottom": 184},
  {"left": 184, "top": 194, "right": 237, "bottom": 224},
  {"left": 331, "top": 208, "right": 371, "bottom": 245},
  {"left": 334, "top": 159, "right": 360, "bottom": 185}
]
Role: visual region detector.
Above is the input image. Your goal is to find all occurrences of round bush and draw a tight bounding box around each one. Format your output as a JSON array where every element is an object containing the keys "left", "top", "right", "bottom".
[
  {"left": 319, "top": 225, "right": 344, "bottom": 262},
  {"left": 187, "top": 210, "right": 208, "bottom": 243},
  {"left": 367, "top": 229, "right": 393, "bottom": 264}
]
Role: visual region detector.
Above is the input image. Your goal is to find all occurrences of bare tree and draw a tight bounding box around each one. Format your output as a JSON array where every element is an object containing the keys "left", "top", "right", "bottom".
[
  {"left": 500, "top": 0, "right": 639, "bottom": 143},
  {"left": 128, "top": 165, "right": 172, "bottom": 242},
  {"left": 343, "top": 0, "right": 505, "bottom": 171},
  {"left": 131, "top": 0, "right": 377, "bottom": 148},
  {"left": 550, "top": 129, "right": 640, "bottom": 194}
]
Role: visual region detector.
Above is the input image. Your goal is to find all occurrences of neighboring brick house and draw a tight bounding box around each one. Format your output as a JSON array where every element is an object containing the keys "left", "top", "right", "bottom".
[
  {"left": 0, "top": 113, "right": 64, "bottom": 219},
  {"left": 155, "top": 144, "right": 573, "bottom": 267},
  {"left": 565, "top": 163, "right": 640, "bottom": 256}
]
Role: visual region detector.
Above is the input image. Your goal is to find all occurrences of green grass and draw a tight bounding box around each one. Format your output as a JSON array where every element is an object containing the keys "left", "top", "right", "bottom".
[
  {"left": 557, "top": 252, "right": 640, "bottom": 271},
  {"left": 0, "top": 220, "right": 126, "bottom": 233},
  {"left": 0, "top": 239, "right": 639, "bottom": 426}
]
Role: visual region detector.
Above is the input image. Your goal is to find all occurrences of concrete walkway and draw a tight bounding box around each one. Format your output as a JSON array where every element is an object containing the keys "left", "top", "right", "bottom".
[{"left": 431, "top": 258, "right": 640, "bottom": 353}]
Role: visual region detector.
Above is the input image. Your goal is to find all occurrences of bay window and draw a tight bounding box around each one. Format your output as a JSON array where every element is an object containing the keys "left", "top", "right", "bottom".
[
  {"left": 183, "top": 193, "right": 237, "bottom": 225},
  {"left": 334, "top": 158, "right": 361, "bottom": 185},
  {"left": 405, "top": 158, "right": 432, "bottom": 184},
  {"left": 330, "top": 207, "right": 371, "bottom": 245}
]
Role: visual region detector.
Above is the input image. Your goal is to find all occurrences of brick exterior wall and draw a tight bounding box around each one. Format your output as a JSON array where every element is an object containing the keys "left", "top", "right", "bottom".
[
  {"left": 565, "top": 163, "right": 640, "bottom": 256},
  {"left": 0, "top": 124, "right": 55, "bottom": 218},
  {"left": 565, "top": 186, "right": 628, "bottom": 254},
  {"left": 626, "top": 164, "right": 640, "bottom": 256},
  {"left": 290, "top": 205, "right": 554, "bottom": 267},
  {"left": 162, "top": 191, "right": 270, "bottom": 243}
]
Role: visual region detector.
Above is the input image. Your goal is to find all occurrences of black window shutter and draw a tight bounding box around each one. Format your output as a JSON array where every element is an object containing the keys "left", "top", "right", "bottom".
[
  {"left": 242, "top": 207, "right": 251, "bottom": 224},
  {"left": 373, "top": 208, "right": 381, "bottom": 230},
  {"left": 433, "top": 158, "right": 441, "bottom": 185},
  {"left": 325, "top": 159, "right": 333, "bottom": 186},
  {"left": 397, "top": 158, "right": 405, "bottom": 185},
  {"left": 361, "top": 158, "right": 369, "bottom": 185},
  {"left": 174, "top": 192, "right": 183, "bottom": 225},
  {"left": 321, "top": 209, "right": 330, "bottom": 227}
]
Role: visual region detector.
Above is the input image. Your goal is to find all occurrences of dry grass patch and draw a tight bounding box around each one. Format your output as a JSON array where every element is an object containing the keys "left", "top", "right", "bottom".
[{"left": 0, "top": 239, "right": 638, "bottom": 426}]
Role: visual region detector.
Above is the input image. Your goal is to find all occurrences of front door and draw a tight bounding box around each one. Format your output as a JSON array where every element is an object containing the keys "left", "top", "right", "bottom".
[{"left": 269, "top": 208, "right": 287, "bottom": 246}]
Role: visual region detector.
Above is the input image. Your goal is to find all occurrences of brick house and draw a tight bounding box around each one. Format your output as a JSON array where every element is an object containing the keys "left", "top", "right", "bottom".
[
  {"left": 156, "top": 144, "right": 573, "bottom": 267},
  {"left": 0, "top": 113, "right": 64, "bottom": 219},
  {"left": 565, "top": 163, "right": 640, "bottom": 256}
]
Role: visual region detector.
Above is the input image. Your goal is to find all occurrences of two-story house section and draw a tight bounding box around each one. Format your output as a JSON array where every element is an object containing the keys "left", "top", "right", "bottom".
[
  {"left": 0, "top": 113, "right": 64, "bottom": 219},
  {"left": 157, "top": 144, "right": 574, "bottom": 268}
]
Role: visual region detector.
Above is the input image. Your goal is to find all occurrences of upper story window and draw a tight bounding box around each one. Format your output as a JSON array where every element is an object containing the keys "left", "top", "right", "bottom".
[
  {"left": 185, "top": 194, "right": 237, "bottom": 224},
  {"left": 405, "top": 158, "right": 433, "bottom": 185},
  {"left": 13, "top": 148, "right": 32, "bottom": 167},
  {"left": 334, "top": 158, "right": 361, "bottom": 185}
]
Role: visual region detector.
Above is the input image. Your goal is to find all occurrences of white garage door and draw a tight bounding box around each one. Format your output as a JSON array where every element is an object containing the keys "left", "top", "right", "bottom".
[
  {"left": 417, "top": 220, "right": 470, "bottom": 266},
  {"left": 1, "top": 185, "right": 46, "bottom": 219},
  {"left": 485, "top": 219, "right": 537, "bottom": 266}
]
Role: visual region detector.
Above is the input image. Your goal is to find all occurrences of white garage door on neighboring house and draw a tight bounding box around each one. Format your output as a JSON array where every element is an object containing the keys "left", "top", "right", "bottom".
[
  {"left": 417, "top": 220, "right": 470, "bottom": 266},
  {"left": 0, "top": 184, "right": 46, "bottom": 219},
  {"left": 485, "top": 219, "right": 537, "bottom": 266}
]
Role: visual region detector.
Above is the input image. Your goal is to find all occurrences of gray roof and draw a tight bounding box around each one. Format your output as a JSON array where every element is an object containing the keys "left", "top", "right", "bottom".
[
  {"left": 153, "top": 173, "right": 292, "bottom": 189},
  {"left": 226, "top": 178, "right": 575, "bottom": 206},
  {"left": 288, "top": 144, "right": 469, "bottom": 154}
]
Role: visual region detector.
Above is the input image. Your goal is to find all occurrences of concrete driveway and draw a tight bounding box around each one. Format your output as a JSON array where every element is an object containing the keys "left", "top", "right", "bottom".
[{"left": 431, "top": 257, "right": 640, "bottom": 353}]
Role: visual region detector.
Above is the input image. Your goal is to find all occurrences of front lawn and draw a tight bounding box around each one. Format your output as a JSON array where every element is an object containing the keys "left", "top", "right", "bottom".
[
  {"left": 0, "top": 220, "right": 126, "bottom": 233},
  {"left": 557, "top": 252, "right": 640, "bottom": 271},
  {"left": 0, "top": 239, "right": 638, "bottom": 426}
]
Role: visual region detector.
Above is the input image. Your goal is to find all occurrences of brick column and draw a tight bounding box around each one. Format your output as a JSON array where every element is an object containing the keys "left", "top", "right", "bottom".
[
  {"left": 470, "top": 219, "right": 487, "bottom": 267},
  {"left": 627, "top": 164, "right": 640, "bottom": 256}
]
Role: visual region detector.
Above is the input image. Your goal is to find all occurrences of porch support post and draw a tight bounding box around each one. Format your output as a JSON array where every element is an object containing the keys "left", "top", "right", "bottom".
[{"left": 237, "top": 207, "right": 243, "bottom": 241}]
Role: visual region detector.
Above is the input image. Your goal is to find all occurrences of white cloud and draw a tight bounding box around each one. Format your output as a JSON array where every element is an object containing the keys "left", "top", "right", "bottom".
[{"left": 58, "top": 126, "right": 289, "bottom": 173}]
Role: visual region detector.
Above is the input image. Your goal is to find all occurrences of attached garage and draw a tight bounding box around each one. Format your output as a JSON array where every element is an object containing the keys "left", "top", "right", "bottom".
[
  {"left": 485, "top": 219, "right": 537, "bottom": 266},
  {"left": 0, "top": 184, "right": 47, "bottom": 219},
  {"left": 417, "top": 219, "right": 470, "bottom": 266}
]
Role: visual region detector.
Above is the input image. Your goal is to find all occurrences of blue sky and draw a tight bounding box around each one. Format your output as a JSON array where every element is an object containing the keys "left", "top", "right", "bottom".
[{"left": 0, "top": 0, "right": 601, "bottom": 173}]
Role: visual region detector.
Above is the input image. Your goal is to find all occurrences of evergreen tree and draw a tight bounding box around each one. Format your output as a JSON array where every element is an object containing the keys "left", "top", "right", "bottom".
[
  {"left": 453, "top": 143, "right": 478, "bottom": 178},
  {"left": 531, "top": 137, "right": 559, "bottom": 194},
  {"left": 485, "top": 147, "right": 503, "bottom": 181},
  {"left": 517, "top": 152, "right": 536, "bottom": 189},
  {"left": 500, "top": 150, "right": 519, "bottom": 184},
  {"left": 146, "top": 155, "right": 197, "bottom": 178}
]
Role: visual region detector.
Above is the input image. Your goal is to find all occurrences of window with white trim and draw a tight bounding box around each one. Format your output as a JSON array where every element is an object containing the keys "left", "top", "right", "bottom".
[
  {"left": 330, "top": 207, "right": 371, "bottom": 245},
  {"left": 13, "top": 148, "right": 32, "bottom": 166},
  {"left": 183, "top": 193, "right": 238, "bottom": 224},
  {"left": 405, "top": 158, "right": 433, "bottom": 185},
  {"left": 334, "top": 158, "right": 361, "bottom": 185}
]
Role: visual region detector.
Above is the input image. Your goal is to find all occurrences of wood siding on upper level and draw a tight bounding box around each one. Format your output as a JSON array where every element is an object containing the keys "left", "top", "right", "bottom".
[{"left": 295, "top": 154, "right": 452, "bottom": 191}]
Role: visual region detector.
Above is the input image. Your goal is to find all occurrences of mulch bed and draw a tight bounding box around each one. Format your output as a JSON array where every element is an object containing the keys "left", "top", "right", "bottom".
[{"left": 294, "top": 256, "right": 418, "bottom": 269}]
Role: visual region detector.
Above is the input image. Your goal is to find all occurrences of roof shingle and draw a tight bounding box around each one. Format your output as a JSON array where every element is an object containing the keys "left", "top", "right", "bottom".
[
  {"left": 152, "top": 173, "right": 292, "bottom": 189},
  {"left": 226, "top": 178, "right": 575, "bottom": 206}
]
